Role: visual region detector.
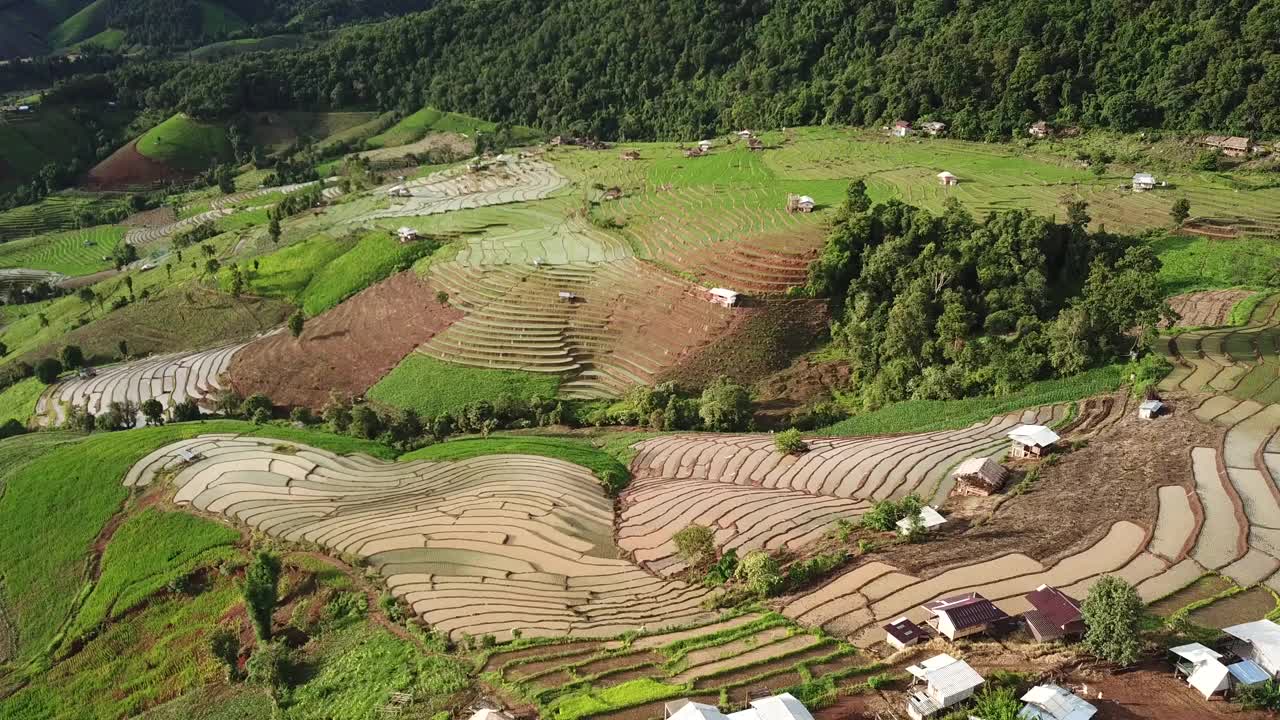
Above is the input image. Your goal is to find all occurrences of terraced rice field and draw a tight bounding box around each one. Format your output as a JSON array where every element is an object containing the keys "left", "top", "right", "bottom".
[
  {"left": 620, "top": 405, "right": 1063, "bottom": 576},
  {"left": 483, "top": 613, "right": 872, "bottom": 720},
  {"left": 36, "top": 343, "right": 245, "bottom": 426},
  {"left": 1166, "top": 290, "right": 1255, "bottom": 328},
  {"left": 421, "top": 257, "right": 735, "bottom": 398},
  {"left": 356, "top": 158, "right": 569, "bottom": 222},
  {"left": 0, "top": 268, "right": 67, "bottom": 296},
  {"left": 0, "top": 226, "right": 126, "bottom": 276},
  {"left": 1161, "top": 293, "right": 1280, "bottom": 403},
  {"left": 0, "top": 196, "right": 119, "bottom": 242},
  {"left": 125, "top": 435, "right": 714, "bottom": 641}
]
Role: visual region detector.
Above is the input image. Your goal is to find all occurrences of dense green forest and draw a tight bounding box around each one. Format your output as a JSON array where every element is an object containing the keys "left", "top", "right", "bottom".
[
  {"left": 808, "top": 182, "right": 1172, "bottom": 409},
  {"left": 74, "top": 0, "right": 1280, "bottom": 138}
]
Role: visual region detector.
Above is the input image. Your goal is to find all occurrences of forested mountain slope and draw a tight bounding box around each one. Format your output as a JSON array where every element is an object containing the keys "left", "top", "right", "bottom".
[{"left": 98, "top": 0, "right": 1280, "bottom": 138}]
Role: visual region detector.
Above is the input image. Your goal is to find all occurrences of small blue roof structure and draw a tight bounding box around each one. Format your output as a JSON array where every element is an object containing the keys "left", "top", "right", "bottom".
[{"left": 1228, "top": 659, "right": 1270, "bottom": 686}]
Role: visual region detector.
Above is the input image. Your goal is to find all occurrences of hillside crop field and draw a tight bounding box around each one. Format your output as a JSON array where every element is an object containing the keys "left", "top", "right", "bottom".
[
  {"left": 365, "top": 106, "right": 539, "bottom": 149},
  {"left": 370, "top": 353, "right": 561, "bottom": 418},
  {"left": 0, "top": 226, "right": 125, "bottom": 276},
  {"left": 0, "top": 378, "right": 42, "bottom": 425}
]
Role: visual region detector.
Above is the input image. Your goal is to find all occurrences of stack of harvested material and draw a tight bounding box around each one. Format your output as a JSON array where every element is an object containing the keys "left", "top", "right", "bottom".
[{"left": 950, "top": 456, "right": 1008, "bottom": 497}]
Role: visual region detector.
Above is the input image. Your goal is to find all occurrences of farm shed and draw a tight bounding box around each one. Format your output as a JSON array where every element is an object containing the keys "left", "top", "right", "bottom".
[
  {"left": 906, "top": 654, "right": 985, "bottom": 720},
  {"left": 893, "top": 120, "right": 913, "bottom": 137},
  {"left": 621, "top": 150, "right": 640, "bottom": 161},
  {"left": 397, "top": 227, "right": 418, "bottom": 243},
  {"left": 1139, "top": 399, "right": 1165, "bottom": 419},
  {"left": 708, "top": 287, "right": 740, "bottom": 307},
  {"left": 698, "top": 140, "right": 714, "bottom": 151},
  {"left": 897, "top": 505, "right": 946, "bottom": 535},
  {"left": 1132, "top": 172, "right": 1157, "bottom": 192},
  {"left": 684, "top": 147, "right": 707, "bottom": 158},
  {"left": 665, "top": 693, "right": 813, "bottom": 720},
  {"left": 922, "top": 592, "right": 1008, "bottom": 640},
  {"left": 937, "top": 171, "right": 958, "bottom": 187},
  {"left": 467, "top": 709, "right": 513, "bottom": 720},
  {"left": 950, "top": 456, "right": 1007, "bottom": 496},
  {"left": 1008, "top": 424, "right": 1060, "bottom": 459},
  {"left": 1029, "top": 121, "right": 1051, "bottom": 138},
  {"left": 748, "top": 137, "right": 764, "bottom": 151},
  {"left": 1022, "top": 585, "right": 1084, "bottom": 642},
  {"left": 1223, "top": 619, "right": 1280, "bottom": 677},
  {"left": 1199, "top": 135, "right": 1254, "bottom": 157},
  {"left": 602, "top": 187, "right": 623, "bottom": 200},
  {"left": 884, "top": 616, "right": 928, "bottom": 650},
  {"left": 1170, "top": 643, "right": 1232, "bottom": 698},
  {"left": 557, "top": 291, "right": 577, "bottom": 302},
  {"left": 922, "top": 121, "right": 947, "bottom": 136},
  {"left": 1019, "top": 684, "right": 1097, "bottom": 720},
  {"left": 786, "top": 194, "right": 816, "bottom": 213}
]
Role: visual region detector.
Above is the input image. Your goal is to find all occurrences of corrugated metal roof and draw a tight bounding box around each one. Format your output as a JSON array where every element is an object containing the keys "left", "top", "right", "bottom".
[
  {"left": 1025, "top": 586, "right": 1082, "bottom": 630},
  {"left": 1229, "top": 660, "right": 1270, "bottom": 686},
  {"left": 924, "top": 657, "right": 984, "bottom": 696},
  {"left": 1019, "top": 684, "right": 1097, "bottom": 720},
  {"left": 1008, "top": 424, "right": 1060, "bottom": 448}
]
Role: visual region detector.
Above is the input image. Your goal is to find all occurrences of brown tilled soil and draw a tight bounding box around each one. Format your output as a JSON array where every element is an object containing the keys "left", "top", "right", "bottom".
[
  {"left": 752, "top": 356, "right": 851, "bottom": 428},
  {"left": 226, "top": 271, "right": 462, "bottom": 409},
  {"left": 83, "top": 140, "right": 190, "bottom": 191},
  {"left": 121, "top": 206, "right": 178, "bottom": 228},
  {"left": 877, "top": 391, "right": 1221, "bottom": 577},
  {"left": 1066, "top": 659, "right": 1275, "bottom": 720},
  {"left": 659, "top": 298, "right": 829, "bottom": 394},
  {"left": 1166, "top": 289, "right": 1254, "bottom": 328}
]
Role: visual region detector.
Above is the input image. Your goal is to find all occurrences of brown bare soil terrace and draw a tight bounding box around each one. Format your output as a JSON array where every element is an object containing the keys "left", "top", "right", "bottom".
[
  {"left": 1166, "top": 289, "right": 1254, "bottom": 328},
  {"left": 83, "top": 140, "right": 189, "bottom": 191},
  {"left": 421, "top": 257, "right": 735, "bottom": 399},
  {"left": 226, "top": 271, "right": 462, "bottom": 408},
  {"left": 125, "top": 435, "right": 714, "bottom": 641}
]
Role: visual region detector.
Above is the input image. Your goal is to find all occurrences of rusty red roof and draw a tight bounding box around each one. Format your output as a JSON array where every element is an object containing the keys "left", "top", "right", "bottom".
[
  {"left": 923, "top": 592, "right": 1009, "bottom": 630},
  {"left": 1025, "top": 585, "right": 1082, "bottom": 629}
]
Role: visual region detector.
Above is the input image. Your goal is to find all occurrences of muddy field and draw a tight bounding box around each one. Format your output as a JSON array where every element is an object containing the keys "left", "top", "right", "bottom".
[
  {"left": 1067, "top": 659, "right": 1275, "bottom": 720},
  {"left": 877, "top": 391, "right": 1221, "bottom": 577},
  {"left": 226, "top": 271, "right": 461, "bottom": 408},
  {"left": 752, "top": 356, "right": 850, "bottom": 428}
]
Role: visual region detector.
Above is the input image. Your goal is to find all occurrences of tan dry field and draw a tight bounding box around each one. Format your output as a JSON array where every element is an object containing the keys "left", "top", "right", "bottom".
[
  {"left": 226, "top": 271, "right": 462, "bottom": 408},
  {"left": 1166, "top": 289, "right": 1254, "bottom": 328},
  {"left": 125, "top": 435, "right": 714, "bottom": 641}
]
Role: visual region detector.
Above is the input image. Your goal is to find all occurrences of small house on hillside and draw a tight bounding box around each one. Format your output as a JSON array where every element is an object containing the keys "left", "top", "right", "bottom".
[
  {"left": 684, "top": 147, "right": 707, "bottom": 158},
  {"left": 708, "top": 288, "right": 740, "bottom": 308},
  {"left": 1132, "top": 172, "right": 1157, "bottom": 192},
  {"left": 787, "top": 194, "right": 816, "bottom": 213},
  {"left": 922, "top": 592, "right": 1009, "bottom": 640},
  {"left": 1023, "top": 585, "right": 1084, "bottom": 642},
  {"left": 893, "top": 120, "right": 913, "bottom": 138},
  {"left": 951, "top": 456, "right": 1007, "bottom": 497},
  {"left": 1139, "top": 399, "right": 1165, "bottom": 419},
  {"left": 396, "top": 227, "right": 418, "bottom": 243},
  {"left": 602, "top": 187, "right": 623, "bottom": 201},
  {"left": 922, "top": 121, "right": 947, "bottom": 137},
  {"left": 1199, "top": 135, "right": 1254, "bottom": 158},
  {"left": 386, "top": 184, "right": 411, "bottom": 197},
  {"left": 665, "top": 693, "right": 813, "bottom": 720},
  {"left": 737, "top": 129, "right": 754, "bottom": 139},
  {"left": 884, "top": 617, "right": 929, "bottom": 651},
  {"left": 1019, "top": 684, "right": 1097, "bottom": 720},
  {"left": 897, "top": 505, "right": 946, "bottom": 535},
  {"left": 748, "top": 137, "right": 765, "bottom": 152},
  {"left": 937, "top": 171, "right": 959, "bottom": 187},
  {"left": 1008, "top": 424, "right": 1060, "bottom": 459},
  {"left": 1171, "top": 643, "right": 1233, "bottom": 699},
  {"left": 1029, "top": 121, "right": 1051, "bottom": 139},
  {"left": 906, "top": 654, "right": 985, "bottom": 720},
  {"left": 621, "top": 150, "right": 641, "bottom": 161},
  {"left": 698, "top": 140, "right": 714, "bottom": 152}
]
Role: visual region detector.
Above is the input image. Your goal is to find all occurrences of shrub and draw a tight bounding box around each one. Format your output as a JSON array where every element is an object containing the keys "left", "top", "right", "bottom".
[
  {"left": 170, "top": 398, "right": 202, "bottom": 422},
  {"left": 784, "top": 550, "right": 848, "bottom": 589},
  {"left": 699, "top": 376, "right": 752, "bottom": 431},
  {"left": 673, "top": 524, "right": 716, "bottom": 568},
  {"left": 736, "top": 550, "right": 782, "bottom": 597},
  {"left": 322, "top": 592, "right": 368, "bottom": 627},
  {"left": 244, "top": 551, "right": 282, "bottom": 641},
  {"left": 207, "top": 626, "right": 241, "bottom": 682},
  {"left": 60, "top": 345, "right": 84, "bottom": 370},
  {"left": 774, "top": 428, "right": 808, "bottom": 455},
  {"left": 141, "top": 398, "right": 164, "bottom": 426},
  {"left": 703, "top": 549, "right": 739, "bottom": 586},
  {"left": 245, "top": 641, "right": 295, "bottom": 692},
  {"left": 861, "top": 494, "right": 923, "bottom": 532},
  {"left": 968, "top": 686, "right": 1022, "bottom": 720},
  {"left": 240, "top": 393, "right": 273, "bottom": 419},
  {"left": 35, "top": 357, "right": 63, "bottom": 384},
  {"left": 1082, "top": 575, "right": 1143, "bottom": 665},
  {"left": 1237, "top": 680, "right": 1280, "bottom": 711}
]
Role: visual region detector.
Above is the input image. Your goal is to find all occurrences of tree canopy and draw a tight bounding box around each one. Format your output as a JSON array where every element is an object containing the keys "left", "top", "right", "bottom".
[
  {"left": 809, "top": 184, "right": 1172, "bottom": 409},
  {"left": 76, "top": 0, "right": 1280, "bottom": 137}
]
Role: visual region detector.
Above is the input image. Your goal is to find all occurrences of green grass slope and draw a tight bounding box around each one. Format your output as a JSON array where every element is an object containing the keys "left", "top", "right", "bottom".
[
  {"left": 0, "top": 0, "right": 94, "bottom": 57},
  {"left": 135, "top": 114, "right": 232, "bottom": 172},
  {"left": 0, "top": 106, "right": 130, "bottom": 191},
  {"left": 365, "top": 106, "right": 538, "bottom": 149},
  {"left": 401, "top": 435, "right": 628, "bottom": 494},
  {"left": 188, "top": 34, "right": 307, "bottom": 61},
  {"left": 370, "top": 354, "right": 561, "bottom": 420},
  {"left": 196, "top": 0, "right": 246, "bottom": 36},
  {"left": 46, "top": 0, "right": 109, "bottom": 48},
  {"left": 0, "top": 377, "right": 43, "bottom": 426}
]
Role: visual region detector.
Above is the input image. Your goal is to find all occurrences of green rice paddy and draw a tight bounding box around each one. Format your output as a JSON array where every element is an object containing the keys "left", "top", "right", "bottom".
[
  {"left": 365, "top": 106, "right": 538, "bottom": 149},
  {"left": 0, "top": 377, "right": 43, "bottom": 425},
  {"left": 0, "top": 226, "right": 125, "bottom": 276}
]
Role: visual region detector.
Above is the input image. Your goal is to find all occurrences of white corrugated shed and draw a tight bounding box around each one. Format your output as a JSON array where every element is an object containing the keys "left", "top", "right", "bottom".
[
  {"left": 1170, "top": 642, "right": 1222, "bottom": 664},
  {"left": 1224, "top": 619, "right": 1280, "bottom": 675},
  {"left": 669, "top": 701, "right": 730, "bottom": 720},
  {"left": 923, "top": 656, "right": 984, "bottom": 697},
  {"left": 897, "top": 505, "right": 946, "bottom": 534},
  {"left": 727, "top": 693, "right": 814, "bottom": 720},
  {"left": 1188, "top": 659, "right": 1231, "bottom": 699},
  {"left": 1008, "top": 424, "right": 1061, "bottom": 448},
  {"left": 1019, "top": 684, "right": 1096, "bottom": 720},
  {"left": 1229, "top": 659, "right": 1270, "bottom": 686}
]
